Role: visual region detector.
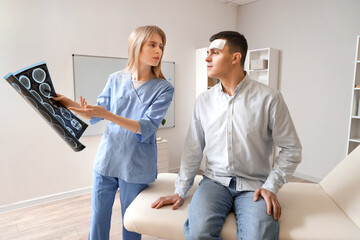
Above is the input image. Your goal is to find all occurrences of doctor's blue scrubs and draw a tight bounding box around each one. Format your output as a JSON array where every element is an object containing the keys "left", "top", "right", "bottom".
[{"left": 88, "top": 71, "right": 174, "bottom": 240}]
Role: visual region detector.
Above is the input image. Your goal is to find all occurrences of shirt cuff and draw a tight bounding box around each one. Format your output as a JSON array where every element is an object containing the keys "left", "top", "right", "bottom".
[
  {"left": 261, "top": 177, "right": 281, "bottom": 195},
  {"left": 174, "top": 189, "right": 186, "bottom": 200},
  {"left": 137, "top": 119, "right": 151, "bottom": 142}
]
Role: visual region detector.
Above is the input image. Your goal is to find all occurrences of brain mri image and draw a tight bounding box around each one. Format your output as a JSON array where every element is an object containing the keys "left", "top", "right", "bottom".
[{"left": 4, "top": 62, "right": 88, "bottom": 152}]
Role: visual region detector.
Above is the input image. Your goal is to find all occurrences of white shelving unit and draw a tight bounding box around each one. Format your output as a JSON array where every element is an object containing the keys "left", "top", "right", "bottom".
[
  {"left": 196, "top": 47, "right": 280, "bottom": 99},
  {"left": 157, "top": 139, "right": 169, "bottom": 173},
  {"left": 347, "top": 35, "right": 360, "bottom": 154},
  {"left": 244, "top": 48, "right": 279, "bottom": 90}
]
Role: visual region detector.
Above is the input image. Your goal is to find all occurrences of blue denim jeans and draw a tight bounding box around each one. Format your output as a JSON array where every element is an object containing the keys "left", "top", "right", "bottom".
[
  {"left": 88, "top": 171, "right": 148, "bottom": 240},
  {"left": 184, "top": 176, "right": 279, "bottom": 240}
]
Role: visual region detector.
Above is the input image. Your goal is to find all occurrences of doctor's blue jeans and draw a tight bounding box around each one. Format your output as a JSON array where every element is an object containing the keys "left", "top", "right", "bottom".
[
  {"left": 88, "top": 171, "right": 148, "bottom": 240},
  {"left": 184, "top": 176, "right": 279, "bottom": 240}
]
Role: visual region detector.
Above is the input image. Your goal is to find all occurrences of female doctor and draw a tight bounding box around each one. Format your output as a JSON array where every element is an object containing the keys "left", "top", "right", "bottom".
[{"left": 53, "top": 25, "right": 174, "bottom": 240}]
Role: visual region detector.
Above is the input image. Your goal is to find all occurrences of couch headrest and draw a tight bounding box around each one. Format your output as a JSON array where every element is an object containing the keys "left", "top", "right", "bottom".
[{"left": 320, "top": 145, "right": 360, "bottom": 228}]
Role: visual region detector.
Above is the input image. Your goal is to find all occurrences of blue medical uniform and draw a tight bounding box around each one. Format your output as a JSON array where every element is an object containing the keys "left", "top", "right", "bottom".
[{"left": 88, "top": 71, "right": 174, "bottom": 240}]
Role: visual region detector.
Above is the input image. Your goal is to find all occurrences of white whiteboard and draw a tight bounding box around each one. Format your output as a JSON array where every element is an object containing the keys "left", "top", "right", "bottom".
[{"left": 72, "top": 54, "right": 175, "bottom": 136}]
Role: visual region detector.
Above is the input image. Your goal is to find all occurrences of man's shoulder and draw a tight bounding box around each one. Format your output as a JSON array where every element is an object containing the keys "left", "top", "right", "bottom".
[
  {"left": 194, "top": 86, "right": 217, "bottom": 108},
  {"left": 247, "top": 79, "right": 280, "bottom": 98},
  {"left": 198, "top": 83, "right": 220, "bottom": 99}
]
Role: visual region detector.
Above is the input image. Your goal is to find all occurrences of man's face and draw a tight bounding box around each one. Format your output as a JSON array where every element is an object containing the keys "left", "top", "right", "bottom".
[{"left": 206, "top": 40, "right": 233, "bottom": 79}]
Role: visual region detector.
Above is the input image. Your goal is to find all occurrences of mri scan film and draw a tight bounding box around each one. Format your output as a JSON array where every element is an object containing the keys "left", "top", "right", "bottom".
[{"left": 4, "top": 62, "right": 88, "bottom": 152}]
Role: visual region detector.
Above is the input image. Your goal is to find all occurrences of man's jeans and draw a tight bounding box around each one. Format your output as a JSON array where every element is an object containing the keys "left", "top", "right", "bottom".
[{"left": 184, "top": 176, "right": 279, "bottom": 240}]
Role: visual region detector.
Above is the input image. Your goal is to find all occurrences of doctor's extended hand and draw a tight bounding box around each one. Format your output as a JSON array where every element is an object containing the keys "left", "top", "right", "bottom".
[
  {"left": 151, "top": 194, "right": 184, "bottom": 210},
  {"left": 68, "top": 97, "right": 108, "bottom": 120}
]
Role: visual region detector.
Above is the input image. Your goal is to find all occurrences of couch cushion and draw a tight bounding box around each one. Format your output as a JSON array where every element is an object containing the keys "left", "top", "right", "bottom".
[
  {"left": 124, "top": 173, "right": 360, "bottom": 240},
  {"left": 278, "top": 182, "right": 360, "bottom": 239},
  {"left": 124, "top": 173, "right": 237, "bottom": 240}
]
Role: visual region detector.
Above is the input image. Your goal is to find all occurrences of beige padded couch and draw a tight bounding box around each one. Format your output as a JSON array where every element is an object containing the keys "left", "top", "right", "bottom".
[{"left": 124, "top": 146, "right": 360, "bottom": 239}]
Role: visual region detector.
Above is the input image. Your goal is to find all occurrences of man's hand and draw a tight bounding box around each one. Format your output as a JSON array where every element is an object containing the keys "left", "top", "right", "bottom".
[
  {"left": 151, "top": 194, "right": 184, "bottom": 210},
  {"left": 254, "top": 188, "right": 281, "bottom": 220}
]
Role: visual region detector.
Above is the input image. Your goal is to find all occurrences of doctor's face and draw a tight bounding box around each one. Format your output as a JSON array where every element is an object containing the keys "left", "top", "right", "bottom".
[{"left": 139, "top": 33, "right": 164, "bottom": 67}]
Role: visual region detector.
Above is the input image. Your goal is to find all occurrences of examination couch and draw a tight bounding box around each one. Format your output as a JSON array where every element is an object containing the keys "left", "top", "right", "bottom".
[{"left": 124, "top": 146, "right": 360, "bottom": 239}]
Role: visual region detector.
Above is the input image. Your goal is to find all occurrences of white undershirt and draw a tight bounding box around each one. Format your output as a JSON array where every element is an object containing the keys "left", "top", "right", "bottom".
[{"left": 132, "top": 79, "right": 145, "bottom": 90}]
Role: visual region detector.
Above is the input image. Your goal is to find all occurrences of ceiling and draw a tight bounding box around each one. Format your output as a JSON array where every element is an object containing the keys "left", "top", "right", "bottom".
[{"left": 215, "top": 0, "right": 257, "bottom": 6}]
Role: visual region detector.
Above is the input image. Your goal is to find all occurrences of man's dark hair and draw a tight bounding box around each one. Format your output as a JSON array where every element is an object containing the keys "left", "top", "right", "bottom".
[{"left": 210, "top": 31, "right": 248, "bottom": 67}]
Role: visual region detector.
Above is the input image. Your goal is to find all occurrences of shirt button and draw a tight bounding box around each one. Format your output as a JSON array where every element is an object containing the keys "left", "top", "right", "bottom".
[
  {"left": 228, "top": 132, "right": 231, "bottom": 135},
  {"left": 228, "top": 147, "right": 232, "bottom": 151},
  {"left": 229, "top": 162, "right": 233, "bottom": 166}
]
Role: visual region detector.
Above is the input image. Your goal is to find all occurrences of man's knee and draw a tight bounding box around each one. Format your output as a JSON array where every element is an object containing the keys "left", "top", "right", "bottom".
[
  {"left": 237, "top": 210, "right": 279, "bottom": 240},
  {"left": 235, "top": 193, "right": 279, "bottom": 240},
  {"left": 184, "top": 218, "right": 222, "bottom": 240}
]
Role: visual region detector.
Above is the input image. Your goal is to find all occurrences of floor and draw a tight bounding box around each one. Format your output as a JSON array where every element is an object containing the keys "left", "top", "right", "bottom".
[{"left": 0, "top": 176, "right": 312, "bottom": 240}]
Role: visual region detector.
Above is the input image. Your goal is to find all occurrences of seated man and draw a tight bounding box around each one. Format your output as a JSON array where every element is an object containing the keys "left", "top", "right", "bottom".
[{"left": 152, "top": 31, "right": 302, "bottom": 240}]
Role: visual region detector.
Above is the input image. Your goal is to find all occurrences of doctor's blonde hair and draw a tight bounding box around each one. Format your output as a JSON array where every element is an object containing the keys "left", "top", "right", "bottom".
[{"left": 126, "top": 25, "right": 166, "bottom": 80}]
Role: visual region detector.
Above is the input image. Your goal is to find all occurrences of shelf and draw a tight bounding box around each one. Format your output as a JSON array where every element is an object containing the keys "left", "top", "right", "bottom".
[
  {"left": 244, "top": 48, "right": 279, "bottom": 90},
  {"left": 349, "top": 35, "right": 360, "bottom": 155},
  {"left": 249, "top": 69, "right": 268, "bottom": 72},
  {"left": 208, "top": 77, "right": 220, "bottom": 87},
  {"left": 349, "top": 37, "right": 360, "bottom": 154},
  {"left": 348, "top": 141, "right": 360, "bottom": 153}
]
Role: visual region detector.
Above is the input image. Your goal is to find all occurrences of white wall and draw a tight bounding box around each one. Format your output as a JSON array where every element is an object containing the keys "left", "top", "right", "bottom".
[
  {"left": 0, "top": 0, "right": 237, "bottom": 207},
  {"left": 237, "top": 0, "right": 360, "bottom": 181},
  {"left": 5, "top": 0, "right": 356, "bottom": 208}
]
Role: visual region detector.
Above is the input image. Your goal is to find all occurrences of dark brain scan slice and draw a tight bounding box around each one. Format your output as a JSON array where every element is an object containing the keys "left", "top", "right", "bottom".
[{"left": 4, "top": 62, "right": 88, "bottom": 152}]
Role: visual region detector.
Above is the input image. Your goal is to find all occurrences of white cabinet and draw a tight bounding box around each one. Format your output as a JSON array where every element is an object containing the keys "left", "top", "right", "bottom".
[
  {"left": 196, "top": 47, "right": 279, "bottom": 99},
  {"left": 347, "top": 35, "right": 360, "bottom": 154},
  {"left": 244, "top": 48, "right": 279, "bottom": 90},
  {"left": 157, "top": 139, "right": 169, "bottom": 173}
]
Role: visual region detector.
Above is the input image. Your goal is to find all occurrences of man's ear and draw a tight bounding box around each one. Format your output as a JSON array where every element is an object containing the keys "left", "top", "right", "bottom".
[{"left": 232, "top": 52, "right": 242, "bottom": 65}]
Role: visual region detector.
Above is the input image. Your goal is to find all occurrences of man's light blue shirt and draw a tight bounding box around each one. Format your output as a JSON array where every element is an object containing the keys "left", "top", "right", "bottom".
[
  {"left": 91, "top": 71, "right": 174, "bottom": 184},
  {"left": 175, "top": 74, "right": 302, "bottom": 199}
]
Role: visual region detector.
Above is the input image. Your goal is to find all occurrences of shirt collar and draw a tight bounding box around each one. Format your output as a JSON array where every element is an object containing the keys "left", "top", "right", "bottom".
[
  {"left": 234, "top": 72, "right": 249, "bottom": 95},
  {"left": 216, "top": 72, "right": 250, "bottom": 97}
]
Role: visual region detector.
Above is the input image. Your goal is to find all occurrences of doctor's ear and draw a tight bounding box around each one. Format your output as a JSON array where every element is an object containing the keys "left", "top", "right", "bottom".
[{"left": 232, "top": 52, "right": 242, "bottom": 65}]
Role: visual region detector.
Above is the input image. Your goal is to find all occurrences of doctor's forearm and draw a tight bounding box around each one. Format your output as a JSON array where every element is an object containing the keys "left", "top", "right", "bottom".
[{"left": 104, "top": 111, "right": 140, "bottom": 133}]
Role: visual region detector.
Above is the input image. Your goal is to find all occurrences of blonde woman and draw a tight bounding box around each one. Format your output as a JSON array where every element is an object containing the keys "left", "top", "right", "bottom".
[{"left": 53, "top": 25, "right": 174, "bottom": 240}]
